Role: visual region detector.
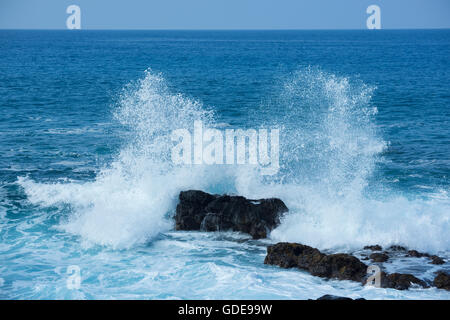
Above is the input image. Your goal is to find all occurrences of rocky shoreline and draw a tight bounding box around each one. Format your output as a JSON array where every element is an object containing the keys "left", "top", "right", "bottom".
[
  {"left": 264, "top": 242, "right": 432, "bottom": 290},
  {"left": 173, "top": 190, "right": 450, "bottom": 294}
]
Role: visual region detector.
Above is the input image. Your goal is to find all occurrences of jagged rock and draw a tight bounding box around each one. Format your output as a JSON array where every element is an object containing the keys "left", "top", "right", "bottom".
[
  {"left": 380, "top": 272, "right": 428, "bottom": 290},
  {"left": 407, "top": 250, "right": 430, "bottom": 258},
  {"left": 174, "top": 190, "right": 288, "bottom": 239},
  {"left": 175, "top": 190, "right": 217, "bottom": 230},
  {"left": 264, "top": 242, "right": 436, "bottom": 291},
  {"left": 406, "top": 250, "right": 444, "bottom": 265},
  {"left": 430, "top": 255, "right": 445, "bottom": 265},
  {"left": 433, "top": 272, "right": 450, "bottom": 290},
  {"left": 369, "top": 253, "right": 389, "bottom": 262},
  {"left": 388, "top": 245, "right": 407, "bottom": 251},
  {"left": 264, "top": 242, "right": 367, "bottom": 282},
  {"left": 316, "top": 295, "right": 365, "bottom": 300},
  {"left": 364, "top": 245, "right": 382, "bottom": 251}
]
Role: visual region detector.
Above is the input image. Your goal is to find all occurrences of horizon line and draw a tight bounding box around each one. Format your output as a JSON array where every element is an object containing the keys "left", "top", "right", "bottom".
[{"left": 1, "top": 27, "right": 450, "bottom": 31}]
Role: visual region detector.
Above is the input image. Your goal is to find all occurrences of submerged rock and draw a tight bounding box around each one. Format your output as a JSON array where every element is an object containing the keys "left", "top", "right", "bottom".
[
  {"left": 405, "top": 250, "right": 444, "bottom": 265},
  {"left": 316, "top": 295, "right": 364, "bottom": 300},
  {"left": 388, "top": 245, "right": 407, "bottom": 252},
  {"left": 433, "top": 272, "right": 450, "bottom": 290},
  {"left": 407, "top": 250, "right": 430, "bottom": 258},
  {"left": 430, "top": 255, "right": 445, "bottom": 265},
  {"left": 380, "top": 272, "right": 428, "bottom": 290},
  {"left": 174, "top": 190, "right": 288, "bottom": 239},
  {"left": 264, "top": 242, "right": 367, "bottom": 282},
  {"left": 364, "top": 245, "right": 382, "bottom": 251},
  {"left": 369, "top": 252, "right": 389, "bottom": 263}
]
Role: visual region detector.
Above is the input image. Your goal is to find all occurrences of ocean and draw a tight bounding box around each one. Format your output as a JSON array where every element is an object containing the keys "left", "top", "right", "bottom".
[{"left": 0, "top": 30, "right": 449, "bottom": 299}]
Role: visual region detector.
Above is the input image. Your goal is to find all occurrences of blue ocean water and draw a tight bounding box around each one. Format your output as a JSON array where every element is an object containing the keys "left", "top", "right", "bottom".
[{"left": 0, "top": 30, "right": 449, "bottom": 299}]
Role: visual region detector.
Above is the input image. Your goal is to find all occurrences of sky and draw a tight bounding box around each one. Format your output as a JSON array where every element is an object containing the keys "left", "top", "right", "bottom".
[{"left": 0, "top": 0, "right": 449, "bottom": 30}]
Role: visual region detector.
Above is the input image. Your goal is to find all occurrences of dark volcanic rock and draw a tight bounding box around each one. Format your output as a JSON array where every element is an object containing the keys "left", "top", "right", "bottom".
[
  {"left": 369, "top": 253, "right": 389, "bottom": 263},
  {"left": 264, "top": 242, "right": 434, "bottom": 291},
  {"left": 433, "top": 272, "right": 450, "bottom": 290},
  {"left": 380, "top": 272, "right": 428, "bottom": 290},
  {"left": 388, "top": 245, "right": 407, "bottom": 252},
  {"left": 316, "top": 295, "right": 360, "bottom": 300},
  {"left": 407, "top": 250, "right": 430, "bottom": 258},
  {"left": 264, "top": 242, "right": 367, "bottom": 282},
  {"left": 174, "top": 190, "right": 288, "bottom": 239},
  {"left": 175, "top": 190, "right": 217, "bottom": 230},
  {"left": 406, "top": 249, "right": 445, "bottom": 265},
  {"left": 430, "top": 255, "right": 445, "bottom": 265},
  {"left": 364, "top": 245, "right": 382, "bottom": 251}
]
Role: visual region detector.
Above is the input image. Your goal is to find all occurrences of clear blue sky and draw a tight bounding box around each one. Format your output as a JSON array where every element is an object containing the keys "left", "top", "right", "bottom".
[{"left": 0, "top": 0, "right": 449, "bottom": 29}]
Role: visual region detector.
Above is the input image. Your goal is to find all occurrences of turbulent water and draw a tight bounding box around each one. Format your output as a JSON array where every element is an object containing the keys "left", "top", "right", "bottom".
[{"left": 0, "top": 30, "right": 449, "bottom": 299}]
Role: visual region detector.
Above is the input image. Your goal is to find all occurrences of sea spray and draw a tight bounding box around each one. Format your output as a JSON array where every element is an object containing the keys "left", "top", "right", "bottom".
[
  {"left": 18, "top": 70, "right": 227, "bottom": 248},
  {"left": 18, "top": 68, "right": 450, "bottom": 253},
  {"left": 263, "top": 68, "right": 449, "bottom": 253}
]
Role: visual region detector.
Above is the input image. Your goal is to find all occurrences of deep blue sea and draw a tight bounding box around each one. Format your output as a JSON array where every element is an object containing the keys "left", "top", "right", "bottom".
[{"left": 0, "top": 30, "right": 449, "bottom": 299}]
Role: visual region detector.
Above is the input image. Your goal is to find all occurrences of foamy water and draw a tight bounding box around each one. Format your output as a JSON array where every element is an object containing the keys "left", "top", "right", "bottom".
[
  {"left": 18, "top": 69, "right": 450, "bottom": 254},
  {"left": 1, "top": 29, "right": 449, "bottom": 299}
]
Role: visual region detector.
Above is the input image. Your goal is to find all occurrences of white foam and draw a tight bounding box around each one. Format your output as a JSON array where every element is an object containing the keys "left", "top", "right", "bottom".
[
  {"left": 18, "top": 70, "right": 247, "bottom": 248},
  {"left": 18, "top": 68, "right": 450, "bottom": 253}
]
